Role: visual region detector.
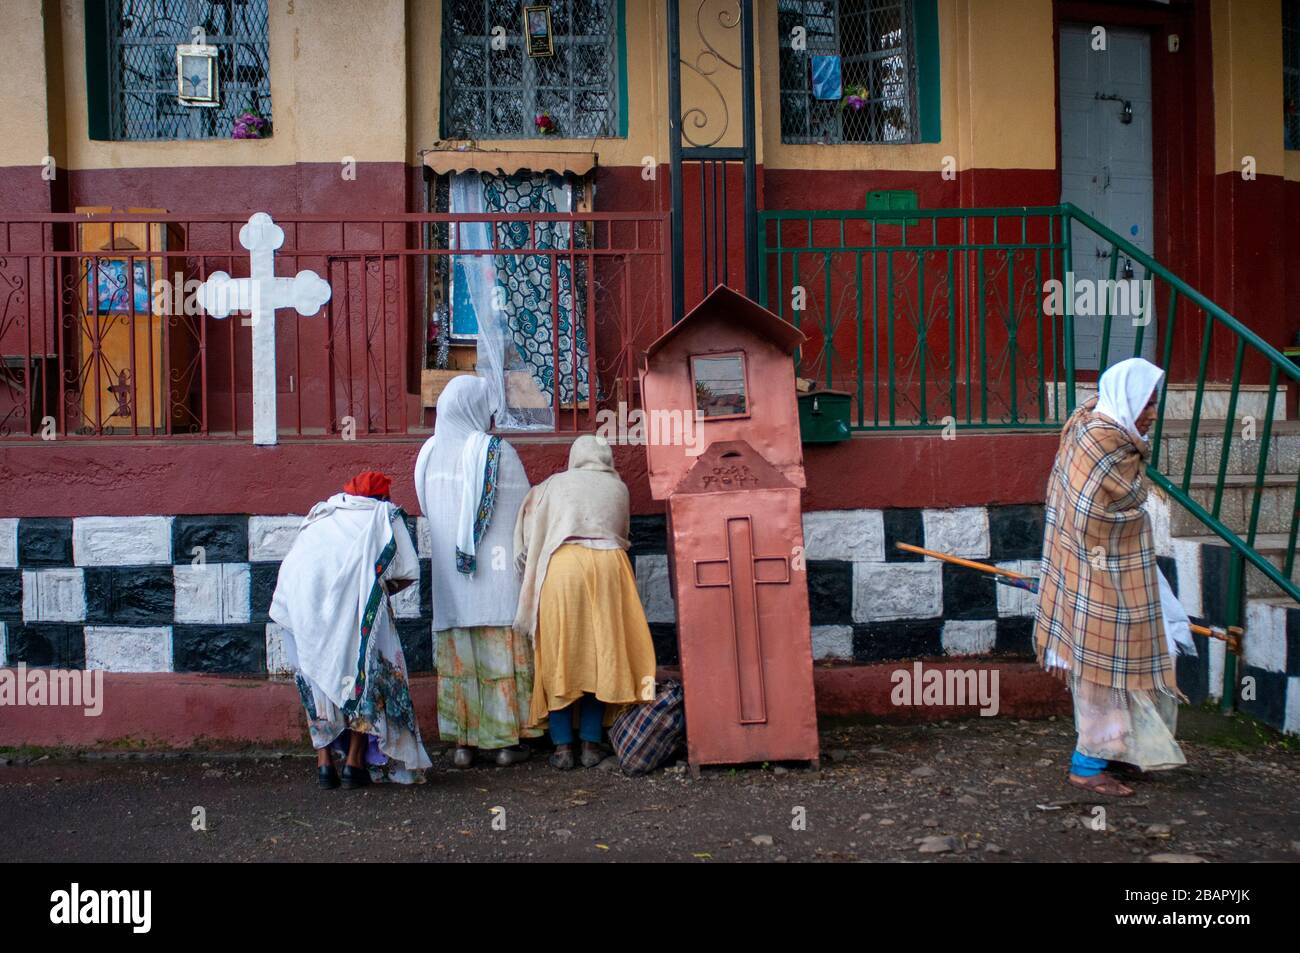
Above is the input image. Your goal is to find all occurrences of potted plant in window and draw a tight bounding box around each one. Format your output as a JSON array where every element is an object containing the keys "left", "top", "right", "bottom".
[{"left": 232, "top": 110, "right": 270, "bottom": 139}]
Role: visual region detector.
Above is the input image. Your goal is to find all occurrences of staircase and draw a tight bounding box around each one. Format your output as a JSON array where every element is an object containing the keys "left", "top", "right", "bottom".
[
  {"left": 1057, "top": 204, "right": 1299, "bottom": 734},
  {"left": 1054, "top": 381, "right": 1299, "bottom": 729}
]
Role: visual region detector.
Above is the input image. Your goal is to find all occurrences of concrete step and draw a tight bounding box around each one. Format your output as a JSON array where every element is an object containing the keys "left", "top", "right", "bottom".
[
  {"left": 1049, "top": 381, "right": 1286, "bottom": 421},
  {"left": 1157, "top": 419, "right": 1300, "bottom": 478},
  {"left": 1166, "top": 474, "right": 1298, "bottom": 538},
  {"left": 1176, "top": 534, "right": 1300, "bottom": 599}
]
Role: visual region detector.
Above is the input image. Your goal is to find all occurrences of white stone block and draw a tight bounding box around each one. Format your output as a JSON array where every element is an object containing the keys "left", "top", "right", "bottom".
[
  {"left": 173, "top": 564, "right": 251, "bottom": 624},
  {"left": 1284, "top": 677, "right": 1300, "bottom": 737},
  {"left": 392, "top": 576, "right": 422, "bottom": 619},
  {"left": 22, "top": 568, "right": 86, "bottom": 622},
  {"left": 1144, "top": 494, "right": 1172, "bottom": 556},
  {"left": 73, "top": 516, "right": 172, "bottom": 566},
  {"left": 852, "top": 561, "right": 942, "bottom": 622},
  {"left": 416, "top": 517, "right": 432, "bottom": 558},
  {"left": 1207, "top": 638, "right": 1226, "bottom": 701},
  {"left": 942, "top": 619, "right": 997, "bottom": 656},
  {"left": 265, "top": 622, "right": 298, "bottom": 677},
  {"left": 635, "top": 553, "right": 676, "bottom": 624},
  {"left": 1171, "top": 538, "right": 1203, "bottom": 619},
  {"left": 84, "top": 626, "right": 171, "bottom": 673},
  {"left": 922, "top": 507, "right": 990, "bottom": 559},
  {"left": 802, "top": 509, "right": 885, "bottom": 562},
  {"left": 0, "top": 519, "right": 17, "bottom": 568},
  {"left": 1243, "top": 601, "right": 1288, "bottom": 674},
  {"left": 811, "top": 624, "right": 853, "bottom": 661},
  {"left": 995, "top": 559, "right": 1040, "bottom": 617},
  {"left": 249, "top": 516, "right": 303, "bottom": 560}
]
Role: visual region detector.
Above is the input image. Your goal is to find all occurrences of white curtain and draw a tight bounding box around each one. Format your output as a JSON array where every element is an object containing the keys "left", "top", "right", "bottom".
[{"left": 449, "top": 171, "right": 553, "bottom": 431}]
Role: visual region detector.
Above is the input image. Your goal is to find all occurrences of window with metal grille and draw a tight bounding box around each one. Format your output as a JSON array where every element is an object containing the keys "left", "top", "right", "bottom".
[
  {"left": 778, "top": 0, "right": 918, "bottom": 144},
  {"left": 441, "top": 0, "right": 621, "bottom": 139},
  {"left": 101, "top": 0, "right": 272, "bottom": 141},
  {"left": 1286, "top": 0, "right": 1300, "bottom": 149}
]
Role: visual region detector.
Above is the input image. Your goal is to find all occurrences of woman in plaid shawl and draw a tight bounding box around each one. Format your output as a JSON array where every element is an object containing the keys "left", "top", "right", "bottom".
[{"left": 1035, "top": 357, "right": 1186, "bottom": 797}]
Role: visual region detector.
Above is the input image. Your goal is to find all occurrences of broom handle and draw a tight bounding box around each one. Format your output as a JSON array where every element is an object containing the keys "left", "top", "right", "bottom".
[
  {"left": 894, "top": 542, "right": 1033, "bottom": 582},
  {"left": 892, "top": 542, "right": 1239, "bottom": 647}
]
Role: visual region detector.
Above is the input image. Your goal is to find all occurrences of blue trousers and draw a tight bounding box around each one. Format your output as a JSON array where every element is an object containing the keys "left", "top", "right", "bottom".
[
  {"left": 549, "top": 694, "right": 604, "bottom": 746},
  {"left": 1071, "top": 750, "right": 1109, "bottom": 777}
]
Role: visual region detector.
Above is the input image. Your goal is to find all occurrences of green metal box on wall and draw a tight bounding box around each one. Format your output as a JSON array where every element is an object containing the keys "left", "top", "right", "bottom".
[
  {"left": 865, "top": 189, "right": 919, "bottom": 226},
  {"left": 797, "top": 389, "right": 851, "bottom": 443}
]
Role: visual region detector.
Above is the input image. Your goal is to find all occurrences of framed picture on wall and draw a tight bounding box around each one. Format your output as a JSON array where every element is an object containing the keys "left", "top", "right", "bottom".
[
  {"left": 176, "top": 44, "right": 220, "bottom": 107},
  {"left": 523, "top": 5, "right": 554, "bottom": 57}
]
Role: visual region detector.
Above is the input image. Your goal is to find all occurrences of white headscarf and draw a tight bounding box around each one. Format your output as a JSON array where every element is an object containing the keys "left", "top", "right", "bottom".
[
  {"left": 414, "top": 375, "right": 532, "bottom": 630},
  {"left": 1094, "top": 357, "right": 1165, "bottom": 440}
]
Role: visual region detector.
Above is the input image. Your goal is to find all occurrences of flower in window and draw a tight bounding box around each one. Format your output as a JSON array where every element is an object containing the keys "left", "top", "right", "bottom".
[
  {"left": 534, "top": 111, "right": 558, "bottom": 136},
  {"left": 232, "top": 111, "right": 270, "bottom": 139},
  {"left": 839, "top": 84, "right": 869, "bottom": 113}
]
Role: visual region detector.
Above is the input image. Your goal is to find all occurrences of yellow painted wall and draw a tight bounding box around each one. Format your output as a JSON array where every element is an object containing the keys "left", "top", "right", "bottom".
[
  {"left": 12, "top": 0, "right": 409, "bottom": 171},
  {"left": 759, "top": 0, "right": 1055, "bottom": 172},
  {"left": 0, "top": 1, "right": 55, "bottom": 169},
  {"left": 1212, "top": 0, "right": 1287, "bottom": 179},
  {"left": 0, "top": 0, "right": 1294, "bottom": 181}
]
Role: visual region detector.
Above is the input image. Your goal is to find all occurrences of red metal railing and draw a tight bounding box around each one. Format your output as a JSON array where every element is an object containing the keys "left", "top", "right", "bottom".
[{"left": 0, "top": 211, "right": 668, "bottom": 440}]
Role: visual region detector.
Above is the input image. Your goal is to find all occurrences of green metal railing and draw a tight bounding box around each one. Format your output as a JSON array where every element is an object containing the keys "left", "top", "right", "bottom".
[
  {"left": 759, "top": 202, "right": 1300, "bottom": 706},
  {"left": 758, "top": 205, "right": 1074, "bottom": 429}
]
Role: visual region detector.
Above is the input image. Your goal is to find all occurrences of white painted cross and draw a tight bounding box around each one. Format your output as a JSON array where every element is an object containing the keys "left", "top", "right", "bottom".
[{"left": 197, "top": 212, "right": 331, "bottom": 446}]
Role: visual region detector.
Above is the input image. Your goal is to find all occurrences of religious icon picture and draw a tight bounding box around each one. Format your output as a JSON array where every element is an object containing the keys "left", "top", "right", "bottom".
[
  {"left": 523, "top": 5, "right": 554, "bottom": 57},
  {"left": 691, "top": 352, "right": 749, "bottom": 419},
  {"left": 176, "top": 43, "right": 219, "bottom": 107},
  {"left": 86, "top": 259, "right": 153, "bottom": 314}
]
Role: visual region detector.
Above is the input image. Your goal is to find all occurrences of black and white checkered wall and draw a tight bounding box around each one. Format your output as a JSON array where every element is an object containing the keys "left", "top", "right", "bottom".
[{"left": 2, "top": 504, "right": 1296, "bottom": 735}]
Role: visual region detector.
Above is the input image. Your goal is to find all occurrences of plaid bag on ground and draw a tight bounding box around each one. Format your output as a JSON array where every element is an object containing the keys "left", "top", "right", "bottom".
[{"left": 609, "top": 679, "right": 685, "bottom": 775}]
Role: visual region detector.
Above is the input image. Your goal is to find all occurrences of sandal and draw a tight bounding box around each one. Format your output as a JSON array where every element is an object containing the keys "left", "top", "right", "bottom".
[
  {"left": 493, "top": 745, "right": 532, "bottom": 767},
  {"left": 549, "top": 745, "right": 575, "bottom": 770},
  {"left": 1067, "top": 772, "right": 1133, "bottom": 797},
  {"left": 580, "top": 741, "right": 605, "bottom": 768}
]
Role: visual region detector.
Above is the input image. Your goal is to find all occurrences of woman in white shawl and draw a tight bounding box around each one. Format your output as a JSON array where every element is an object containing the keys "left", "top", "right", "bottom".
[
  {"left": 270, "top": 471, "right": 431, "bottom": 789},
  {"left": 414, "top": 375, "right": 539, "bottom": 768},
  {"left": 514, "top": 435, "right": 657, "bottom": 769},
  {"left": 1036, "top": 357, "right": 1195, "bottom": 798}
]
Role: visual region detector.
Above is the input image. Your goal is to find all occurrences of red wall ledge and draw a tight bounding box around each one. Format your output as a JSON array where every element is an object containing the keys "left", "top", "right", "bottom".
[
  {"left": 0, "top": 663, "right": 1069, "bottom": 750},
  {"left": 0, "top": 430, "right": 1057, "bottom": 518}
]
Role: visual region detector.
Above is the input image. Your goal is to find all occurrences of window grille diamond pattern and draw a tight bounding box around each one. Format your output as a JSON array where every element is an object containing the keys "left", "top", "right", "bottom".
[
  {"left": 441, "top": 0, "right": 620, "bottom": 139},
  {"left": 778, "top": 0, "right": 918, "bottom": 145},
  {"left": 1285, "top": 0, "right": 1300, "bottom": 149},
  {"left": 107, "top": 0, "right": 272, "bottom": 141}
]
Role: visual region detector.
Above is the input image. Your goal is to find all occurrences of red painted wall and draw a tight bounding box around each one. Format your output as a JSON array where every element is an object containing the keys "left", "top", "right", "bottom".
[{"left": 0, "top": 429, "right": 1059, "bottom": 518}]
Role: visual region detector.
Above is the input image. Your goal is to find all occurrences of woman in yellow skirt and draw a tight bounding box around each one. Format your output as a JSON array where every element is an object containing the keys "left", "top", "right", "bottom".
[{"left": 514, "top": 435, "right": 657, "bottom": 769}]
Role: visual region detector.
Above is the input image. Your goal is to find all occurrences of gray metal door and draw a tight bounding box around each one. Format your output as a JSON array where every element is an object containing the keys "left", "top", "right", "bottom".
[{"left": 1058, "top": 23, "right": 1155, "bottom": 369}]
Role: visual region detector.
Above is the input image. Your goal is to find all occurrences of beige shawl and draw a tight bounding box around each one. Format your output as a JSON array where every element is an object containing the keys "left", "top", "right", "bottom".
[{"left": 513, "top": 435, "right": 631, "bottom": 640}]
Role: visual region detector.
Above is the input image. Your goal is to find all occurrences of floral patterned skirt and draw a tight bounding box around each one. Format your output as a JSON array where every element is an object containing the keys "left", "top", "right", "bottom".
[
  {"left": 297, "top": 608, "right": 431, "bottom": 784},
  {"left": 435, "top": 625, "right": 543, "bottom": 749}
]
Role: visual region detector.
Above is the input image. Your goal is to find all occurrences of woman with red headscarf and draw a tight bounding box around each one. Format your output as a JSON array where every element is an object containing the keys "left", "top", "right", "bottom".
[{"left": 271, "top": 471, "right": 431, "bottom": 788}]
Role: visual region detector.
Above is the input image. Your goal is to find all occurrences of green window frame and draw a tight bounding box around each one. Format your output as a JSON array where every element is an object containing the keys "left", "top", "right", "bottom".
[{"left": 777, "top": 0, "right": 939, "bottom": 145}]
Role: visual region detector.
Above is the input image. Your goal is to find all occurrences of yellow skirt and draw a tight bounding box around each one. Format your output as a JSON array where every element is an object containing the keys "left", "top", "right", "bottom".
[{"left": 528, "top": 544, "right": 658, "bottom": 728}]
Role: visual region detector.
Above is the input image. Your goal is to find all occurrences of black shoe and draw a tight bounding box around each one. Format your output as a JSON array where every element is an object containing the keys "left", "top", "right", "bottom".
[
  {"left": 318, "top": 765, "right": 340, "bottom": 790},
  {"left": 340, "top": 764, "right": 372, "bottom": 789}
]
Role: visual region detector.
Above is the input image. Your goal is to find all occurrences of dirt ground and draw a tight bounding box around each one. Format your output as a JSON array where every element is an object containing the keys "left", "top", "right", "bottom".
[{"left": 2, "top": 708, "right": 1298, "bottom": 863}]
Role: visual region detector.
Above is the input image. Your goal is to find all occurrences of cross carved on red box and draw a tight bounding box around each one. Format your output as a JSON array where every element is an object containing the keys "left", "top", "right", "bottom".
[{"left": 692, "top": 515, "right": 791, "bottom": 725}]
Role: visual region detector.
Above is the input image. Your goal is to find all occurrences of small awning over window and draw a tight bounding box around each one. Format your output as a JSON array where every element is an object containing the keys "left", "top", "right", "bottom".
[{"left": 422, "top": 148, "right": 597, "bottom": 177}]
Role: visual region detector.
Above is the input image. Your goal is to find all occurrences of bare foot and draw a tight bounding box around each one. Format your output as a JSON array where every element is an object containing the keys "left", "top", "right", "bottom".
[{"left": 1068, "top": 772, "right": 1133, "bottom": 797}]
